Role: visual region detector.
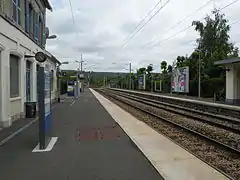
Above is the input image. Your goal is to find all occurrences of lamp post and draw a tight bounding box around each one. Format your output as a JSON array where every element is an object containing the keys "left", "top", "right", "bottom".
[
  {"left": 47, "top": 35, "right": 57, "bottom": 39},
  {"left": 195, "top": 49, "right": 201, "bottom": 98},
  {"left": 57, "top": 61, "right": 69, "bottom": 102},
  {"left": 76, "top": 55, "right": 84, "bottom": 93},
  {"left": 170, "top": 60, "right": 176, "bottom": 94}
]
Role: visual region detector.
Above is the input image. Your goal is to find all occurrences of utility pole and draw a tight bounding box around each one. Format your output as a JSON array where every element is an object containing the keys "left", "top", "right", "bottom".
[
  {"left": 198, "top": 52, "right": 201, "bottom": 98},
  {"left": 129, "top": 62, "right": 131, "bottom": 90},
  {"left": 170, "top": 60, "right": 175, "bottom": 94},
  {"left": 80, "top": 54, "right": 83, "bottom": 72},
  {"left": 76, "top": 54, "right": 84, "bottom": 93}
]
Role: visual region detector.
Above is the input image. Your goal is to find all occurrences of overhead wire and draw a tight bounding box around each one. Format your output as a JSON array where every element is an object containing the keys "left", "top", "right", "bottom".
[
  {"left": 142, "top": 0, "right": 214, "bottom": 48},
  {"left": 150, "top": 0, "right": 240, "bottom": 49},
  {"left": 122, "top": 0, "right": 170, "bottom": 48},
  {"left": 122, "top": 0, "right": 163, "bottom": 43},
  {"left": 68, "top": 0, "right": 76, "bottom": 30}
]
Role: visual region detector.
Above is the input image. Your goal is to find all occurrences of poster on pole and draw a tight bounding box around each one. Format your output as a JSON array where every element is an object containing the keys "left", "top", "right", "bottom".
[
  {"left": 154, "top": 80, "right": 162, "bottom": 92},
  {"left": 44, "top": 71, "right": 51, "bottom": 133},
  {"left": 172, "top": 66, "right": 189, "bottom": 93},
  {"left": 138, "top": 74, "right": 146, "bottom": 90}
]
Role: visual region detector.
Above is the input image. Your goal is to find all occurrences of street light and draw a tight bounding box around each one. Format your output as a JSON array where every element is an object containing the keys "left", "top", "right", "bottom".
[
  {"left": 170, "top": 60, "right": 177, "bottom": 95},
  {"left": 57, "top": 61, "right": 69, "bottom": 102},
  {"left": 47, "top": 35, "right": 57, "bottom": 39},
  {"left": 195, "top": 48, "right": 201, "bottom": 98}
]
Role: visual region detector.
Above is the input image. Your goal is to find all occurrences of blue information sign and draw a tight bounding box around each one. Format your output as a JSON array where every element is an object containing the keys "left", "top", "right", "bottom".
[
  {"left": 67, "top": 80, "right": 75, "bottom": 96},
  {"left": 138, "top": 76, "right": 143, "bottom": 85},
  {"left": 44, "top": 71, "right": 51, "bottom": 133}
]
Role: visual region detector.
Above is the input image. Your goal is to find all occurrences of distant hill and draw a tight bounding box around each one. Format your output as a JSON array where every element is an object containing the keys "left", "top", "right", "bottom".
[
  {"left": 61, "top": 69, "right": 160, "bottom": 79},
  {"left": 61, "top": 70, "right": 128, "bottom": 78}
]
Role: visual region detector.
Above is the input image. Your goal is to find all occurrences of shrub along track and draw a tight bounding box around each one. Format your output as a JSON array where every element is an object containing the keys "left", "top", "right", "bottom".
[{"left": 95, "top": 88, "right": 240, "bottom": 180}]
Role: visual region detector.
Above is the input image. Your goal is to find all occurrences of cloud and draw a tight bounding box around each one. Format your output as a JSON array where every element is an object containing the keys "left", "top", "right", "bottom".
[{"left": 46, "top": 0, "right": 240, "bottom": 72}]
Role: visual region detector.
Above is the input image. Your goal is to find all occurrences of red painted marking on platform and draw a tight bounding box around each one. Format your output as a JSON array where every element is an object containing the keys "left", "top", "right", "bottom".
[{"left": 76, "top": 125, "right": 122, "bottom": 141}]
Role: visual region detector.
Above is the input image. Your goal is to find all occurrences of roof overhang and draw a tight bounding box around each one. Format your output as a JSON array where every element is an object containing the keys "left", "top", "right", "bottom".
[
  {"left": 42, "top": 0, "right": 53, "bottom": 11},
  {"left": 214, "top": 57, "right": 240, "bottom": 65},
  {"left": 45, "top": 50, "right": 61, "bottom": 65}
]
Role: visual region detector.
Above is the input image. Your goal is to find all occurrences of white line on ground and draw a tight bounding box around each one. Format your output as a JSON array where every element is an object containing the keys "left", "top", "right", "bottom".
[
  {"left": 32, "top": 137, "right": 58, "bottom": 153},
  {"left": 0, "top": 118, "right": 38, "bottom": 146},
  {"left": 0, "top": 105, "right": 56, "bottom": 146},
  {"left": 70, "top": 100, "right": 76, "bottom": 106}
]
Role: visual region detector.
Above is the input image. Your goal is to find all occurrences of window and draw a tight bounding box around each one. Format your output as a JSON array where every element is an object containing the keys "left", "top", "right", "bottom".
[
  {"left": 12, "top": 0, "right": 21, "bottom": 25},
  {"left": 25, "top": 1, "right": 32, "bottom": 33},
  {"left": 39, "top": 16, "right": 43, "bottom": 45},
  {"left": 34, "top": 11, "right": 39, "bottom": 41},
  {"left": 51, "top": 70, "right": 54, "bottom": 91},
  {"left": 10, "top": 55, "right": 20, "bottom": 98}
]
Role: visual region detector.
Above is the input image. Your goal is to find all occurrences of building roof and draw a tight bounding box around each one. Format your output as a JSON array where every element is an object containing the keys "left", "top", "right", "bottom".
[
  {"left": 42, "top": 0, "right": 53, "bottom": 11},
  {"left": 45, "top": 50, "right": 61, "bottom": 65},
  {"left": 214, "top": 57, "right": 240, "bottom": 65}
]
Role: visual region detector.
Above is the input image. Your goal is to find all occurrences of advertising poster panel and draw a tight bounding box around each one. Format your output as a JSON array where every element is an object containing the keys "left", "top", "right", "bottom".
[{"left": 172, "top": 66, "right": 189, "bottom": 93}]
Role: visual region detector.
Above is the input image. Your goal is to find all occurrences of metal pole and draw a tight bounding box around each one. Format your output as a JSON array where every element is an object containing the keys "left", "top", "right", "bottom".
[
  {"left": 129, "top": 62, "right": 131, "bottom": 90},
  {"left": 57, "top": 66, "right": 61, "bottom": 102},
  {"left": 38, "top": 66, "right": 45, "bottom": 149},
  {"left": 103, "top": 76, "right": 104, "bottom": 87},
  {"left": 198, "top": 53, "right": 201, "bottom": 98},
  {"left": 80, "top": 54, "right": 83, "bottom": 72},
  {"left": 106, "top": 76, "right": 107, "bottom": 88},
  {"left": 170, "top": 61, "right": 174, "bottom": 94},
  {"left": 80, "top": 54, "right": 84, "bottom": 92}
]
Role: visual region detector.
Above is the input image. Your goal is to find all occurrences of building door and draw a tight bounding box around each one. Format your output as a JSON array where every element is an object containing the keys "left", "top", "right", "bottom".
[{"left": 26, "top": 60, "right": 32, "bottom": 102}]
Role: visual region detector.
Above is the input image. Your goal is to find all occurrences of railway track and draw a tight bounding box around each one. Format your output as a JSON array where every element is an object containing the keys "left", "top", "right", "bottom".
[
  {"left": 96, "top": 89, "right": 240, "bottom": 180},
  {"left": 107, "top": 89, "right": 240, "bottom": 134},
  {"left": 110, "top": 88, "right": 240, "bottom": 119}
]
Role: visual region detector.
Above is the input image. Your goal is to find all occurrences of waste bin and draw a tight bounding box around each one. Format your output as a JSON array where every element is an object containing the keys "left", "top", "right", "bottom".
[{"left": 25, "top": 102, "right": 37, "bottom": 118}]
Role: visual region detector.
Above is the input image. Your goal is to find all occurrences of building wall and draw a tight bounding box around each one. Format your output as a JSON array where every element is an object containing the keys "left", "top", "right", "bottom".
[
  {"left": 225, "top": 63, "right": 240, "bottom": 105},
  {"left": 0, "top": 0, "right": 57, "bottom": 128}
]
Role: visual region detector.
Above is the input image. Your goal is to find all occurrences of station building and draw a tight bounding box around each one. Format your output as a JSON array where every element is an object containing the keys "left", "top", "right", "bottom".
[
  {"left": 215, "top": 57, "right": 240, "bottom": 105},
  {"left": 0, "top": 0, "right": 60, "bottom": 128}
]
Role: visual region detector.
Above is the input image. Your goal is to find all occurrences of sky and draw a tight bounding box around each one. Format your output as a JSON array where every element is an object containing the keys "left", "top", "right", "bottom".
[{"left": 46, "top": 0, "right": 240, "bottom": 72}]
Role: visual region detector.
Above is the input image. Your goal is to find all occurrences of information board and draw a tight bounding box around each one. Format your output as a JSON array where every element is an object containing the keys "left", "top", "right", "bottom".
[
  {"left": 138, "top": 74, "right": 146, "bottom": 90},
  {"left": 67, "top": 80, "right": 75, "bottom": 96},
  {"left": 44, "top": 71, "right": 51, "bottom": 133}
]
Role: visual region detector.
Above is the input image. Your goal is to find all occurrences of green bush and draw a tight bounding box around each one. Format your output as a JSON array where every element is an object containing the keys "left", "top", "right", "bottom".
[
  {"left": 189, "top": 79, "right": 198, "bottom": 96},
  {"left": 202, "top": 77, "right": 225, "bottom": 97}
]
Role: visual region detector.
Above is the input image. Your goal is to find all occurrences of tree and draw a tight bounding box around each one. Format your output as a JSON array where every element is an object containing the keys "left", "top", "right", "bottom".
[
  {"left": 176, "top": 56, "right": 185, "bottom": 67},
  {"left": 229, "top": 47, "right": 239, "bottom": 57},
  {"left": 146, "top": 64, "right": 153, "bottom": 74},
  {"left": 138, "top": 67, "right": 146, "bottom": 74},
  {"left": 192, "top": 9, "right": 236, "bottom": 69},
  {"left": 167, "top": 65, "right": 172, "bottom": 73},
  {"left": 160, "top": 61, "right": 167, "bottom": 73}
]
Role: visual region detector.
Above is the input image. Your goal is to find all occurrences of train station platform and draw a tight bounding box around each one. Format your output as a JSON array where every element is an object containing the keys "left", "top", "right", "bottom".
[{"left": 0, "top": 89, "right": 162, "bottom": 180}]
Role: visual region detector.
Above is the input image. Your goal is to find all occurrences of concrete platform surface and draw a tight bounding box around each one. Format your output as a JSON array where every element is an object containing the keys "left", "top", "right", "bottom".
[
  {"left": 90, "top": 89, "right": 230, "bottom": 180},
  {"left": 0, "top": 89, "right": 162, "bottom": 180}
]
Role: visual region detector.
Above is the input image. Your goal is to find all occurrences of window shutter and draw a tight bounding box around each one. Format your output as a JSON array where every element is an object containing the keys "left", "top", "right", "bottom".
[
  {"left": 25, "top": 0, "right": 30, "bottom": 33},
  {"left": 33, "top": 10, "right": 35, "bottom": 37},
  {"left": 12, "top": 0, "right": 17, "bottom": 22}
]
